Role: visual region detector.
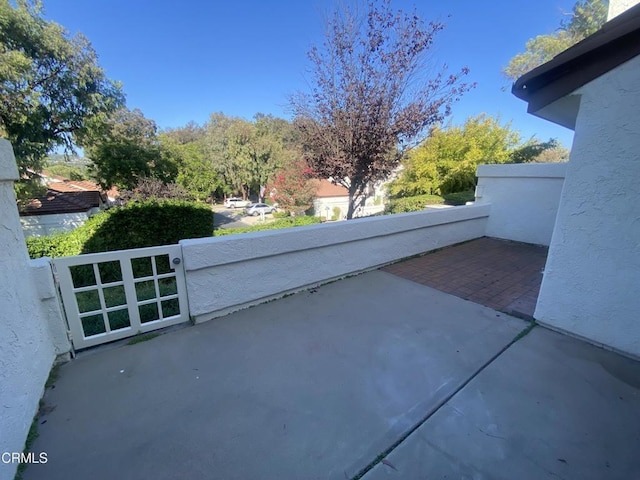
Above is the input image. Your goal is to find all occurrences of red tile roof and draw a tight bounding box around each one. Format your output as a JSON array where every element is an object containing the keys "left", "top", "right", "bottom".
[
  {"left": 47, "top": 180, "right": 102, "bottom": 193},
  {"left": 316, "top": 179, "right": 349, "bottom": 198}
]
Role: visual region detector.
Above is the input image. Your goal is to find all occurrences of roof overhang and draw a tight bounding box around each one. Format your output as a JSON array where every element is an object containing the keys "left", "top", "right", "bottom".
[{"left": 512, "top": 4, "right": 640, "bottom": 130}]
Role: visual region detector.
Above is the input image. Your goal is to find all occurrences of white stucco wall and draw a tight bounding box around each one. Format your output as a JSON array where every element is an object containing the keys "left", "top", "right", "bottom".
[
  {"left": 0, "top": 141, "right": 57, "bottom": 480},
  {"left": 313, "top": 197, "right": 349, "bottom": 220},
  {"left": 29, "top": 258, "right": 71, "bottom": 357},
  {"left": 608, "top": 0, "right": 640, "bottom": 20},
  {"left": 534, "top": 56, "right": 640, "bottom": 358},
  {"left": 475, "top": 163, "right": 567, "bottom": 246},
  {"left": 20, "top": 211, "right": 91, "bottom": 237},
  {"left": 181, "top": 204, "right": 490, "bottom": 322},
  {"left": 313, "top": 197, "right": 384, "bottom": 220}
]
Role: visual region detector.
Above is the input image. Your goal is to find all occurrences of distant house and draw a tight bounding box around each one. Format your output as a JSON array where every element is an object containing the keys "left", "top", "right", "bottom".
[
  {"left": 512, "top": 1, "right": 640, "bottom": 357},
  {"left": 313, "top": 179, "right": 387, "bottom": 220},
  {"left": 19, "top": 177, "right": 108, "bottom": 237},
  {"left": 313, "top": 180, "right": 350, "bottom": 220}
]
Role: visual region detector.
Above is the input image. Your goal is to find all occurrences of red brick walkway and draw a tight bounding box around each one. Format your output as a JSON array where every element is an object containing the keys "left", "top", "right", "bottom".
[{"left": 382, "top": 237, "right": 548, "bottom": 320}]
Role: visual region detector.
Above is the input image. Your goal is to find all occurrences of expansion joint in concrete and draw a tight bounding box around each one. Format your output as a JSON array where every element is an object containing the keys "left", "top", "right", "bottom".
[{"left": 352, "top": 322, "right": 538, "bottom": 480}]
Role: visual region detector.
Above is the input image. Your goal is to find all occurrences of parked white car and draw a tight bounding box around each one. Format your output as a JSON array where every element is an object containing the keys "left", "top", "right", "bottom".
[
  {"left": 224, "top": 197, "right": 251, "bottom": 208},
  {"left": 244, "top": 203, "right": 277, "bottom": 216}
]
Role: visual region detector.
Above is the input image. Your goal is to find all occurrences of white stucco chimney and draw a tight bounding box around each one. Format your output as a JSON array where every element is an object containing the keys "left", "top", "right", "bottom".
[{"left": 607, "top": 0, "right": 640, "bottom": 20}]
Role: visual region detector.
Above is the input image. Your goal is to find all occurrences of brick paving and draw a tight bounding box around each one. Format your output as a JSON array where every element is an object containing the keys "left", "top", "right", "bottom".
[{"left": 381, "top": 237, "right": 548, "bottom": 320}]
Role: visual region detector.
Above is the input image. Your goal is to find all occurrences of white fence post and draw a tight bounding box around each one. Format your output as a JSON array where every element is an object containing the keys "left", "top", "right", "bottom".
[{"left": 0, "top": 140, "right": 58, "bottom": 480}]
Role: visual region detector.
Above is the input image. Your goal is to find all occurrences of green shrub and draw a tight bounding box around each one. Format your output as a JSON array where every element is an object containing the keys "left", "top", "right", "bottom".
[
  {"left": 443, "top": 190, "right": 475, "bottom": 205},
  {"left": 331, "top": 206, "right": 342, "bottom": 221},
  {"left": 384, "top": 194, "right": 445, "bottom": 214},
  {"left": 25, "top": 233, "right": 68, "bottom": 258},
  {"left": 215, "top": 215, "right": 321, "bottom": 236},
  {"left": 272, "top": 210, "right": 290, "bottom": 219},
  {"left": 26, "top": 200, "right": 212, "bottom": 258},
  {"left": 81, "top": 200, "right": 212, "bottom": 253}
]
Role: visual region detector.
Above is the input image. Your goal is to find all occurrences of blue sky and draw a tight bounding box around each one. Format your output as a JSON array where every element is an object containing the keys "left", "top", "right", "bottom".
[{"left": 43, "top": 0, "right": 577, "bottom": 148}]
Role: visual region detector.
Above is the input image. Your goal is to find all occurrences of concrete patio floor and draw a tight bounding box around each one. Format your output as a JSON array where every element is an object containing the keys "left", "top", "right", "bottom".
[{"left": 21, "top": 270, "right": 640, "bottom": 480}]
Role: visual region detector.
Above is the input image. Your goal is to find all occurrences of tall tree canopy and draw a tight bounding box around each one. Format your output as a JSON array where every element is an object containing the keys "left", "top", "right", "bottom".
[
  {"left": 0, "top": 0, "right": 123, "bottom": 181},
  {"left": 503, "top": 0, "right": 608, "bottom": 80},
  {"left": 85, "top": 108, "right": 176, "bottom": 190},
  {"left": 159, "top": 130, "right": 221, "bottom": 202},
  {"left": 291, "top": 0, "right": 473, "bottom": 219},
  {"left": 388, "top": 115, "right": 565, "bottom": 197},
  {"left": 203, "top": 112, "right": 297, "bottom": 200}
]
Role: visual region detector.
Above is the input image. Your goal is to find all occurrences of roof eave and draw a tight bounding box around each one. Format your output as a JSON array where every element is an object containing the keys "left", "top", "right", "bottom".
[{"left": 512, "top": 4, "right": 640, "bottom": 129}]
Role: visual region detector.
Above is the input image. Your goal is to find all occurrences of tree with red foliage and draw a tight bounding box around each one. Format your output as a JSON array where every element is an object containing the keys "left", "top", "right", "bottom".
[
  {"left": 267, "top": 160, "right": 319, "bottom": 215},
  {"left": 291, "top": 0, "right": 474, "bottom": 219}
]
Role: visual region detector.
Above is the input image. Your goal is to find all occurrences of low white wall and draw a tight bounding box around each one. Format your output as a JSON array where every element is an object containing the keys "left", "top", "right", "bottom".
[
  {"left": 29, "top": 258, "right": 71, "bottom": 358},
  {"left": 475, "top": 163, "right": 567, "bottom": 246},
  {"left": 20, "top": 211, "right": 91, "bottom": 237},
  {"left": 0, "top": 141, "right": 57, "bottom": 480},
  {"left": 181, "top": 204, "right": 489, "bottom": 322},
  {"left": 535, "top": 56, "right": 640, "bottom": 358}
]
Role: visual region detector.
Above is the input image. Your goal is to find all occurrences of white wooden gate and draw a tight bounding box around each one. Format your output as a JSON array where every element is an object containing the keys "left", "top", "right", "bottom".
[{"left": 53, "top": 245, "right": 189, "bottom": 349}]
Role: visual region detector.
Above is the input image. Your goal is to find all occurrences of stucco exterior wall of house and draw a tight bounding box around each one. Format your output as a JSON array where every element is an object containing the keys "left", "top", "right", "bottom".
[
  {"left": 475, "top": 163, "right": 567, "bottom": 246},
  {"left": 534, "top": 56, "right": 640, "bottom": 358},
  {"left": 0, "top": 140, "right": 57, "bottom": 480},
  {"left": 20, "top": 211, "right": 93, "bottom": 237},
  {"left": 608, "top": 0, "right": 640, "bottom": 20},
  {"left": 313, "top": 196, "right": 349, "bottom": 220},
  {"left": 313, "top": 196, "right": 384, "bottom": 220},
  {"left": 181, "top": 204, "right": 490, "bottom": 322}
]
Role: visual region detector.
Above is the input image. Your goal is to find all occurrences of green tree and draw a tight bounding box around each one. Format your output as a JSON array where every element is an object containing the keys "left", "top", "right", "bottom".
[
  {"left": 44, "top": 162, "right": 89, "bottom": 181},
  {"left": 204, "top": 113, "right": 246, "bottom": 198},
  {"left": 85, "top": 108, "right": 176, "bottom": 190},
  {"left": 0, "top": 0, "right": 123, "bottom": 188},
  {"left": 503, "top": 0, "right": 608, "bottom": 80},
  {"left": 389, "top": 115, "right": 521, "bottom": 197},
  {"left": 509, "top": 138, "right": 569, "bottom": 163},
  {"left": 389, "top": 115, "right": 567, "bottom": 198},
  {"left": 162, "top": 121, "right": 206, "bottom": 145},
  {"left": 291, "top": 0, "right": 473, "bottom": 219},
  {"left": 203, "top": 113, "right": 296, "bottom": 200},
  {"left": 160, "top": 133, "right": 221, "bottom": 202},
  {"left": 531, "top": 145, "right": 570, "bottom": 163}
]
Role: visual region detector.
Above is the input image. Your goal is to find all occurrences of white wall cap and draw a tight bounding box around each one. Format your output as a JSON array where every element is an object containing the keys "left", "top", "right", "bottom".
[{"left": 477, "top": 163, "right": 568, "bottom": 178}]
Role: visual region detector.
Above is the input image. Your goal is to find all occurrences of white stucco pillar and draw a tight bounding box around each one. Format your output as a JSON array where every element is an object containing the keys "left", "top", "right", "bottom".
[
  {"left": 534, "top": 56, "right": 640, "bottom": 358},
  {"left": 0, "top": 140, "right": 57, "bottom": 480}
]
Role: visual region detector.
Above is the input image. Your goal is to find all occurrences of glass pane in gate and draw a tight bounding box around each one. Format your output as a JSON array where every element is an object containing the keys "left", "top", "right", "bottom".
[
  {"left": 98, "top": 261, "right": 122, "bottom": 284},
  {"left": 139, "top": 303, "right": 160, "bottom": 323},
  {"left": 76, "top": 290, "right": 100, "bottom": 313},
  {"left": 108, "top": 309, "right": 131, "bottom": 330},
  {"left": 82, "top": 314, "right": 106, "bottom": 336},
  {"left": 70, "top": 264, "right": 96, "bottom": 288}
]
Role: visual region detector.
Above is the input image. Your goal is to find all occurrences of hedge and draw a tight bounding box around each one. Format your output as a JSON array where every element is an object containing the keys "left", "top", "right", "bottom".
[
  {"left": 384, "top": 194, "right": 445, "bottom": 214},
  {"left": 442, "top": 190, "right": 475, "bottom": 205},
  {"left": 384, "top": 190, "right": 475, "bottom": 214},
  {"left": 214, "top": 216, "right": 321, "bottom": 236},
  {"left": 26, "top": 200, "right": 213, "bottom": 258}
]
